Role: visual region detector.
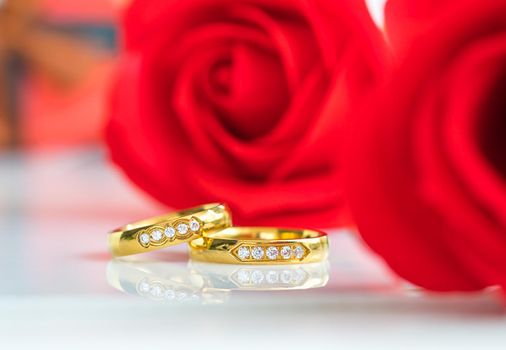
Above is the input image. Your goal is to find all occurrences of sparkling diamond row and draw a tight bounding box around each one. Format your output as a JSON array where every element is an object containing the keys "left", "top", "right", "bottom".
[
  {"left": 138, "top": 217, "right": 201, "bottom": 247},
  {"left": 234, "top": 244, "right": 307, "bottom": 262}
]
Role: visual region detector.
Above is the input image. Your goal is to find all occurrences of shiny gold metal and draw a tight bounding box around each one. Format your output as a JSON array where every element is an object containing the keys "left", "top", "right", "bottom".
[
  {"left": 189, "top": 227, "right": 328, "bottom": 264},
  {"left": 108, "top": 203, "right": 231, "bottom": 257}
]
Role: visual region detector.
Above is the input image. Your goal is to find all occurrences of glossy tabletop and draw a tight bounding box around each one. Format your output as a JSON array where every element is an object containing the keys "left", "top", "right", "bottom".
[{"left": 1, "top": 149, "right": 505, "bottom": 350}]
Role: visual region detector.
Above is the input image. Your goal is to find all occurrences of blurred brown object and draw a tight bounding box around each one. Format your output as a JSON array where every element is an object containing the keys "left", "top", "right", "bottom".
[
  {"left": 0, "top": 0, "right": 38, "bottom": 45},
  {"left": 0, "top": 50, "right": 9, "bottom": 148},
  {"left": 0, "top": 0, "right": 115, "bottom": 149},
  {"left": 0, "top": 0, "right": 36, "bottom": 148},
  {"left": 0, "top": 0, "right": 111, "bottom": 88}
]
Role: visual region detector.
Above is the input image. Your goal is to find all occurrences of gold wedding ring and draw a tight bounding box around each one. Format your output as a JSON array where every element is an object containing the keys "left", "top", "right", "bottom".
[
  {"left": 108, "top": 203, "right": 231, "bottom": 257},
  {"left": 189, "top": 227, "right": 328, "bottom": 264}
]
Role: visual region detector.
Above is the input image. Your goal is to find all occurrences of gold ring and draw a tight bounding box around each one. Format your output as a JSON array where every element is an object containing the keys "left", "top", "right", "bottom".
[
  {"left": 108, "top": 203, "right": 231, "bottom": 257},
  {"left": 189, "top": 227, "right": 328, "bottom": 264}
]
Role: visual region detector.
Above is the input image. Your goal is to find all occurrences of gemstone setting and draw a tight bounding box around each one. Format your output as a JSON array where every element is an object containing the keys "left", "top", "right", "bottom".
[
  {"left": 266, "top": 246, "right": 279, "bottom": 260},
  {"left": 177, "top": 223, "right": 189, "bottom": 235},
  {"left": 251, "top": 247, "right": 265, "bottom": 260},
  {"left": 150, "top": 229, "right": 163, "bottom": 242},
  {"left": 280, "top": 246, "right": 292, "bottom": 259},
  {"left": 139, "top": 233, "right": 150, "bottom": 245},
  {"left": 293, "top": 245, "right": 305, "bottom": 259},
  {"left": 237, "top": 246, "right": 251, "bottom": 260},
  {"left": 233, "top": 243, "right": 308, "bottom": 262},
  {"left": 189, "top": 219, "right": 200, "bottom": 232},
  {"left": 138, "top": 218, "right": 197, "bottom": 247},
  {"left": 164, "top": 226, "right": 176, "bottom": 239}
]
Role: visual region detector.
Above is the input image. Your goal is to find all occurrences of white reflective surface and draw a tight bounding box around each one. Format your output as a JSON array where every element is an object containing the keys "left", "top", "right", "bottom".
[{"left": 0, "top": 149, "right": 505, "bottom": 350}]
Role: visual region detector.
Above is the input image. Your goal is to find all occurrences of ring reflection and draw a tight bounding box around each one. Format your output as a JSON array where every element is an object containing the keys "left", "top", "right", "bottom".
[
  {"left": 107, "top": 259, "right": 329, "bottom": 304},
  {"left": 190, "top": 261, "right": 330, "bottom": 291}
]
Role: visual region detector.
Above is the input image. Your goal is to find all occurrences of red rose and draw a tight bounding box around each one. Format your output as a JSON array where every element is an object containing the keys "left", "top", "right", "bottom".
[
  {"left": 346, "top": 0, "right": 506, "bottom": 291},
  {"left": 106, "top": 0, "right": 387, "bottom": 225},
  {"left": 384, "top": 0, "right": 452, "bottom": 53}
]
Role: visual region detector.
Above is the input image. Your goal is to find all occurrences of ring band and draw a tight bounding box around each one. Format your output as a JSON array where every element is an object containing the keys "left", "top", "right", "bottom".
[
  {"left": 108, "top": 203, "right": 231, "bottom": 257},
  {"left": 189, "top": 227, "right": 328, "bottom": 264}
]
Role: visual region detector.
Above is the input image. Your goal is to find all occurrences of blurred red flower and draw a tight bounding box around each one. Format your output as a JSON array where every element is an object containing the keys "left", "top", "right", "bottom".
[
  {"left": 384, "top": 0, "right": 452, "bottom": 53},
  {"left": 346, "top": 0, "right": 506, "bottom": 291},
  {"left": 106, "top": 0, "right": 387, "bottom": 225}
]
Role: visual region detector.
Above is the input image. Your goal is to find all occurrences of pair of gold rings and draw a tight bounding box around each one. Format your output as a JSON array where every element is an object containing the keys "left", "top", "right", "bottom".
[{"left": 108, "top": 203, "right": 329, "bottom": 264}]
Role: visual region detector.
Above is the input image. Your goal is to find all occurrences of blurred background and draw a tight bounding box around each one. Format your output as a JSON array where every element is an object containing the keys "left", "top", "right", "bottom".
[
  {"left": 0, "top": 0, "right": 384, "bottom": 152},
  {"left": 0, "top": 0, "right": 123, "bottom": 150}
]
